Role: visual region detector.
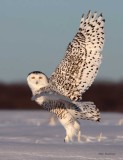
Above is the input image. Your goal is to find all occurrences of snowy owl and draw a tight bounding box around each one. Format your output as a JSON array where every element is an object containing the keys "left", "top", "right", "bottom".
[{"left": 27, "top": 11, "right": 105, "bottom": 142}]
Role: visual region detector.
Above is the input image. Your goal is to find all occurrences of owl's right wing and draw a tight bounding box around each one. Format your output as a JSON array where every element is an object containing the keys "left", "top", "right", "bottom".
[
  {"left": 49, "top": 11, "right": 105, "bottom": 101},
  {"left": 33, "top": 89, "right": 100, "bottom": 122}
]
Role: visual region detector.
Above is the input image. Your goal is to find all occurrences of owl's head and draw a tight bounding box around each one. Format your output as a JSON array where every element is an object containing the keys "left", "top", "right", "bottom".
[{"left": 27, "top": 71, "right": 49, "bottom": 94}]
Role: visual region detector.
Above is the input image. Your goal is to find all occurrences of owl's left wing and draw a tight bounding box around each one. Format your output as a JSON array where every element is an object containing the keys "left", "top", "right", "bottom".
[{"left": 49, "top": 11, "right": 105, "bottom": 101}]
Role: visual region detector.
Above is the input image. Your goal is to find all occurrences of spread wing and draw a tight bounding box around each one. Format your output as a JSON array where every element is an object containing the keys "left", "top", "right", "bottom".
[{"left": 49, "top": 11, "right": 105, "bottom": 101}]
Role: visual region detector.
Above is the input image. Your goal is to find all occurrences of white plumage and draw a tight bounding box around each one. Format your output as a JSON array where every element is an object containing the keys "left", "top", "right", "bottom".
[{"left": 27, "top": 11, "right": 105, "bottom": 142}]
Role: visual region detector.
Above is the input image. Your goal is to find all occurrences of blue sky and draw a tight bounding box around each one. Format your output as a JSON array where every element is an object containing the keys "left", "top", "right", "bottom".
[{"left": 0, "top": 0, "right": 123, "bottom": 83}]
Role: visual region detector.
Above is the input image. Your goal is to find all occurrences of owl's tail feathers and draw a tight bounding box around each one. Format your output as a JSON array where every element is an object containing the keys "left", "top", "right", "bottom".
[
  {"left": 79, "top": 11, "right": 105, "bottom": 52},
  {"left": 73, "top": 101, "right": 101, "bottom": 122}
]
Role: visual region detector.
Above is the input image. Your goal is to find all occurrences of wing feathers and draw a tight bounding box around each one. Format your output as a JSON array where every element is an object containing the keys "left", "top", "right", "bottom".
[{"left": 50, "top": 11, "right": 105, "bottom": 101}]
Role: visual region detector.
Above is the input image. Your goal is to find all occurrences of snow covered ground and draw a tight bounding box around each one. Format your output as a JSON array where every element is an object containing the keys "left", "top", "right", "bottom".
[{"left": 0, "top": 111, "right": 123, "bottom": 160}]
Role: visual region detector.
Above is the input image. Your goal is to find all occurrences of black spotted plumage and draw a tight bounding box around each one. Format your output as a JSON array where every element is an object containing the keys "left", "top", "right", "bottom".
[
  {"left": 27, "top": 11, "right": 105, "bottom": 142},
  {"left": 49, "top": 11, "right": 105, "bottom": 101}
]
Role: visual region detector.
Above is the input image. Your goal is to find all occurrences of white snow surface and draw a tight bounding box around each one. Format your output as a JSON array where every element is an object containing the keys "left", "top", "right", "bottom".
[{"left": 0, "top": 111, "right": 123, "bottom": 160}]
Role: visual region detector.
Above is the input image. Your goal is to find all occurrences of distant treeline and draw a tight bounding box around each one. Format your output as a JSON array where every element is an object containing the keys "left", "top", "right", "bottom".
[{"left": 0, "top": 82, "right": 123, "bottom": 112}]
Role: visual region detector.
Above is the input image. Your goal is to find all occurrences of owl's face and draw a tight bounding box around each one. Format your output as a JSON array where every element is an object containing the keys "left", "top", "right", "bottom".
[{"left": 27, "top": 71, "right": 49, "bottom": 94}]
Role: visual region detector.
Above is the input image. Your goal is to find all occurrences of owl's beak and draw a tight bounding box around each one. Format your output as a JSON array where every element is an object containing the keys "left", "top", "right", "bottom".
[{"left": 36, "top": 81, "right": 38, "bottom": 85}]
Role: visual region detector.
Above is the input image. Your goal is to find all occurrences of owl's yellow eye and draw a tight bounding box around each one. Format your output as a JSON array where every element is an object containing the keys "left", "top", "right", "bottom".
[
  {"left": 39, "top": 76, "right": 42, "bottom": 79},
  {"left": 31, "top": 77, "right": 35, "bottom": 79}
]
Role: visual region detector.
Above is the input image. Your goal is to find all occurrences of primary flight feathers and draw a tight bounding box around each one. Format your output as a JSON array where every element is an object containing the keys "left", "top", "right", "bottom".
[{"left": 50, "top": 11, "right": 105, "bottom": 101}]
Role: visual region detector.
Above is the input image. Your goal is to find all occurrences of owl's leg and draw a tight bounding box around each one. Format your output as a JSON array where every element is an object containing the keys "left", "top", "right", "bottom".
[
  {"left": 64, "top": 121, "right": 81, "bottom": 142},
  {"left": 74, "top": 120, "right": 81, "bottom": 142},
  {"left": 56, "top": 108, "right": 77, "bottom": 142},
  {"left": 64, "top": 124, "right": 75, "bottom": 143}
]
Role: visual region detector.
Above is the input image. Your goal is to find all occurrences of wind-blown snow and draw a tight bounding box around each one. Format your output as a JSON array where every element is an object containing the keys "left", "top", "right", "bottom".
[{"left": 0, "top": 111, "right": 123, "bottom": 160}]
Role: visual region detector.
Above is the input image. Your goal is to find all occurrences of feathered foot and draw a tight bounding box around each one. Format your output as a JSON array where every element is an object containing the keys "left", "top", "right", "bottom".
[
  {"left": 74, "top": 120, "right": 81, "bottom": 142},
  {"left": 64, "top": 120, "right": 81, "bottom": 143}
]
